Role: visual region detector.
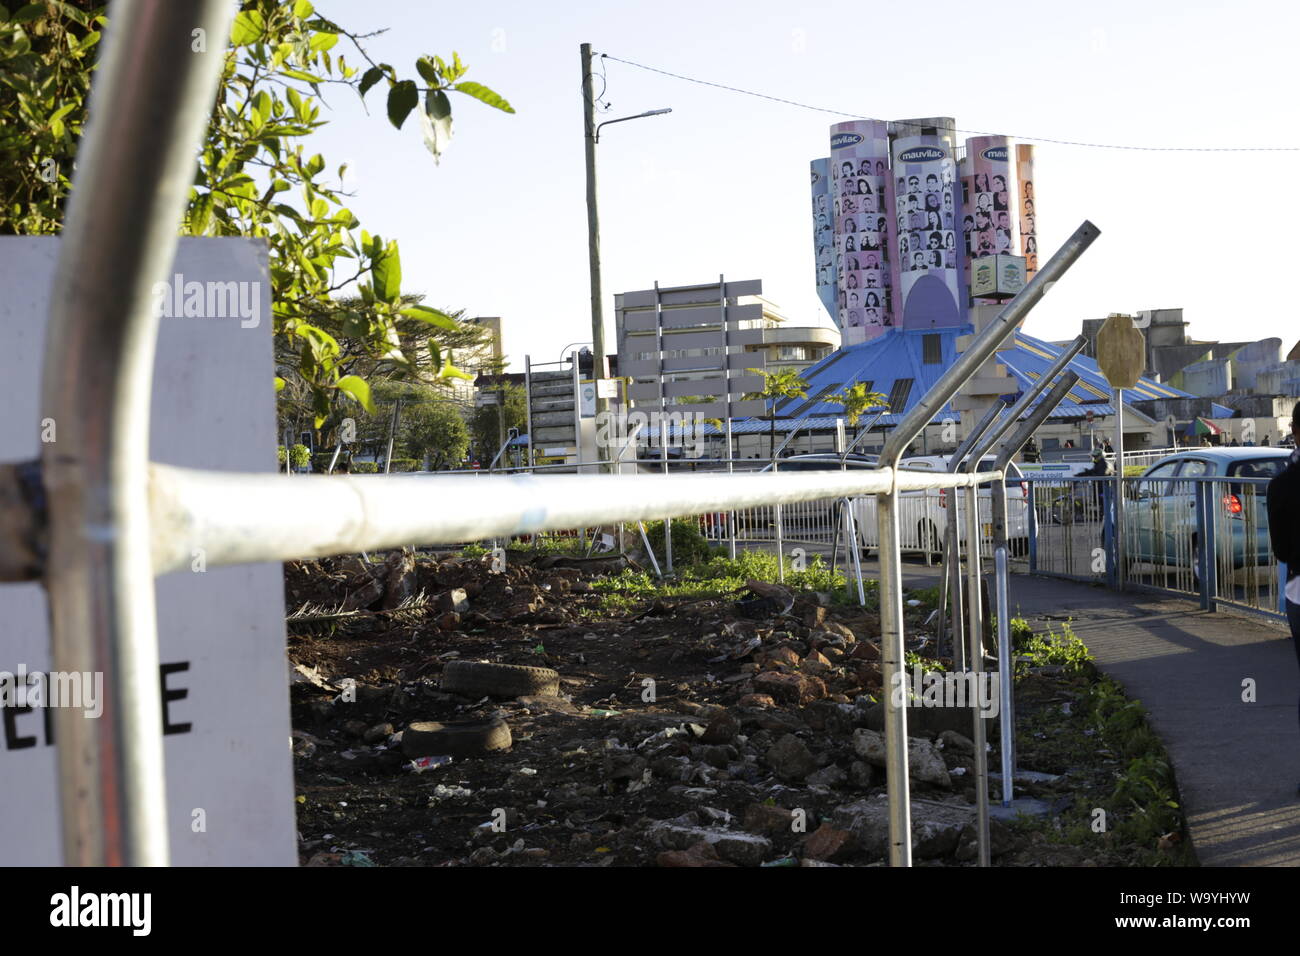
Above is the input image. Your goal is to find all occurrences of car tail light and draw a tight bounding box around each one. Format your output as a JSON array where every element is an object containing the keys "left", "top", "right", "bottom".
[
  {"left": 939, "top": 488, "right": 946, "bottom": 507},
  {"left": 1222, "top": 493, "right": 1242, "bottom": 515}
]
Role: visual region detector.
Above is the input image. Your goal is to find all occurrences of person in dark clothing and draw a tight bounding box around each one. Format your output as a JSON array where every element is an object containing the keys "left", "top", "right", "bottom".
[{"left": 1267, "top": 400, "right": 1300, "bottom": 794}]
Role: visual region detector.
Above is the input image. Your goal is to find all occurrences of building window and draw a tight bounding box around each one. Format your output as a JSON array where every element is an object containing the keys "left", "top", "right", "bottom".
[
  {"left": 887, "top": 378, "right": 914, "bottom": 411},
  {"left": 777, "top": 346, "right": 808, "bottom": 362},
  {"left": 922, "top": 334, "right": 942, "bottom": 365}
]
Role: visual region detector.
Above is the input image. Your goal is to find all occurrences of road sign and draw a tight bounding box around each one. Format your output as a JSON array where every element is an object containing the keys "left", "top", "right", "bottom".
[
  {"left": 1096, "top": 313, "right": 1145, "bottom": 389},
  {"left": 0, "top": 237, "right": 296, "bottom": 865}
]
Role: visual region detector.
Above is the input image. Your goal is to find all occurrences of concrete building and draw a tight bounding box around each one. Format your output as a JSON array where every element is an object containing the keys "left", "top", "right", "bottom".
[
  {"left": 614, "top": 278, "right": 839, "bottom": 421},
  {"left": 449, "top": 315, "right": 504, "bottom": 407}
]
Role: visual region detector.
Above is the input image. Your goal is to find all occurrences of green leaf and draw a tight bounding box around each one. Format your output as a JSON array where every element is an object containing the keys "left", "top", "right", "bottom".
[
  {"left": 335, "top": 375, "right": 376, "bottom": 414},
  {"left": 358, "top": 66, "right": 384, "bottom": 98},
  {"left": 439, "top": 361, "right": 474, "bottom": 382},
  {"left": 274, "top": 376, "right": 286, "bottom": 392},
  {"left": 415, "top": 56, "right": 439, "bottom": 85},
  {"left": 293, "top": 0, "right": 314, "bottom": 19},
  {"left": 386, "top": 80, "right": 419, "bottom": 129},
  {"left": 12, "top": 3, "right": 47, "bottom": 23},
  {"left": 372, "top": 240, "right": 401, "bottom": 303},
  {"left": 252, "top": 90, "right": 272, "bottom": 120},
  {"left": 282, "top": 68, "right": 323, "bottom": 83},
  {"left": 419, "top": 89, "right": 452, "bottom": 162},
  {"left": 399, "top": 305, "right": 459, "bottom": 331},
  {"left": 230, "top": 10, "right": 265, "bottom": 46},
  {"left": 308, "top": 31, "right": 337, "bottom": 53},
  {"left": 188, "top": 192, "right": 213, "bottom": 234},
  {"left": 453, "top": 80, "right": 515, "bottom": 114}
]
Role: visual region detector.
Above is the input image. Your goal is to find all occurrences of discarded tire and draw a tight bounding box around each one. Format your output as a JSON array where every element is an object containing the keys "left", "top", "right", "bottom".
[
  {"left": 440, "top": 660, "right": 561, "bottom": 698},
  {"left": 402, "top": 716, "right": 512, "bottom": 758}
]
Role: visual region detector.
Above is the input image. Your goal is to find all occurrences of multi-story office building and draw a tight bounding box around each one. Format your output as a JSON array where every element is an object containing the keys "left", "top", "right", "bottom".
[{"left": 614, "top": 278, "right": 839, "bottom": 421}]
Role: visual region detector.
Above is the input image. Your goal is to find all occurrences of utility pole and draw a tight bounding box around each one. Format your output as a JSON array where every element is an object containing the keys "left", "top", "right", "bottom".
[{"left": 580, "top": 43, "right": 609, "bottom": 470}]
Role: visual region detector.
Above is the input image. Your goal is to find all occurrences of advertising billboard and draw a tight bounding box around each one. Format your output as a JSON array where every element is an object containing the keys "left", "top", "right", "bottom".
[
  {"left": 829, "top": 119, "right": 892, "bottom": 340},
  {"left": 964, "top": 135, "right": 1016, "bottom": 268},
  {"left": 1016, "top": 144, "right": 1037, "bottom": 277},
  {"left": 890, "top": 135, "right": 962, "bottom": 328},
  {"left": 971, "top": 253, "right": 1027, "bottom": 298},
  {"left": 810, "top": 158, "right": 837, "bottom": 323}
]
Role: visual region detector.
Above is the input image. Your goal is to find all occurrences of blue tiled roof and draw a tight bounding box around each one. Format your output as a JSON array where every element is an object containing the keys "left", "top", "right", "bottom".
[{"left": 701, "top": 326, "right": 1232, "bottom": 432}]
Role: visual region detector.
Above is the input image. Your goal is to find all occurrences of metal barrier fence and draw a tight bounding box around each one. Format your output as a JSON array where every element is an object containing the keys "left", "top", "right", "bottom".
[
  {"left": 1024, "top": 475, "right": 1288, "bottom": 622},
  {"left": 0, "top": 0, "right": 1107, "bottom": 869}
]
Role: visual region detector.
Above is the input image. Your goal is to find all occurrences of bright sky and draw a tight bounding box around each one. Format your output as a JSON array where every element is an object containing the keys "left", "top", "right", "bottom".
[{"left": 306, "top": 0, "right": 1300, "bottom": 371}]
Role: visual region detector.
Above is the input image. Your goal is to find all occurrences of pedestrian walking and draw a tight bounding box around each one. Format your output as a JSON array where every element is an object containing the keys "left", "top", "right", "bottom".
[{"left": 1266, "top": 400, "right": 1300, "bottom": 794}]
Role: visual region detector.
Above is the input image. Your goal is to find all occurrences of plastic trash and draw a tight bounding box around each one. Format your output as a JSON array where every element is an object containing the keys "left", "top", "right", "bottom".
[{"left": 408, "top": 754, "right": 454, "bottom": 773}]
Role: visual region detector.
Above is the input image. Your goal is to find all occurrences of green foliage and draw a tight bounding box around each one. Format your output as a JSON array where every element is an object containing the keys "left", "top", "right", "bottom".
[
  {"left": 827, "top": 382, "right": 889, "bottom": 427},
  {"left": 0, "top": 1, "right": 102, "bottom": 235},
  {"left": 589, "top": 550, "right": 857, "bottom": 616},
  {"left": 469, "top": 382, "right": 526, "bottom": 462},
  {"left": 1012, "top": 621, "right": 1094, "bottom": 678},
  {"left": 399, "top": 400, "right": 468, "bottom": 470},
  {"left": 0, "top": 1, "right": 513, "bottom": 432},
  {"left": 744, "top": 366, "right": 810, "bottom": 458},
  {"left": 350, "top": 460, "right": 377, "bottom": 473},
  {"left": 642, "top": 518, "right": 716, "bottom": 568},
  {"left": 277, "top": 442, "right": 311, "bottom": 468}
]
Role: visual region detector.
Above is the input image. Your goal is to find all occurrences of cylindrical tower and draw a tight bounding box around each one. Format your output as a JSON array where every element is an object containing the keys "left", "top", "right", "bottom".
[{"left": 829, "top": 119, "right": 892, "bottom": 344}]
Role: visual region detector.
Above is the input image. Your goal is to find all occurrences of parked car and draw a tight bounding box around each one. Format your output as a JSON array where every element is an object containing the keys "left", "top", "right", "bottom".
[
  {"left": 1123, "top": 448, "right": 1291, "bottom": 584},
  {"left": 851, "top": 455, "right": 1031, "bottom": 558}
]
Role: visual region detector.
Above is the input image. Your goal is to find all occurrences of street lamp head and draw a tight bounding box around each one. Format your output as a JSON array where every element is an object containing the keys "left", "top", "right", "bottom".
[{"left": 594, "top": 107, "right": 673, "bottom": 142}]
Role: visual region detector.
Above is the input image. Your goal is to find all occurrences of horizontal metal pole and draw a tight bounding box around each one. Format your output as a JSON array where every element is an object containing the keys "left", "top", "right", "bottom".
[{"left": 147, "top": 463, "right": 1003, "bottom": 574}]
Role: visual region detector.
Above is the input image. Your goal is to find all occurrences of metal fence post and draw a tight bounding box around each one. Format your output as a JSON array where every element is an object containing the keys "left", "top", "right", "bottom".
[
  {"left": 995, "top": 546, "right": 1014, "bottom": 807},
  {"left": 1195, "top": 481, "right": 1210, "bottom": 611},
  {"left": 1027, "top": 478, "right": 1038, "bottom": 572},
  {"left": 39, "top": 0, "right": 237, "bottom": 867},
  {"left": 964, "top": 482, "right": 991, "bottom": 867},
  {"left": 876, "top": 491, "right": 912, "bottom": 866},
  {"left": 726, "top": 417, "right": 737, "bottom": 559},
  {"left": 1203, "top": 478, "right": 1218, "bottom": 612}
]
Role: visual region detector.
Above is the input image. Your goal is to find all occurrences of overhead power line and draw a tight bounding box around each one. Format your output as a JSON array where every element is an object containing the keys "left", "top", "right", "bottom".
[{"left": 600, "top": 53, "right": 1300, "bottom": 153}]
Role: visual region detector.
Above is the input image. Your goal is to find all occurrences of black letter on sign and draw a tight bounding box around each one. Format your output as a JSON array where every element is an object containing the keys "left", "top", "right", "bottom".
[
  {"left": 3, "top": 702, "right": 37, "bottom": 750},
  {"left": 160, "top": 662, "right": 192, "bottom": 735}
]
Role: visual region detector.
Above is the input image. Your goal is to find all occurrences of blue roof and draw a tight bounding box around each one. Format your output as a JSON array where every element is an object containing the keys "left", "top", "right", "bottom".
[{"left": 732, "top": 326, "right": 1233, "bottom": 428}]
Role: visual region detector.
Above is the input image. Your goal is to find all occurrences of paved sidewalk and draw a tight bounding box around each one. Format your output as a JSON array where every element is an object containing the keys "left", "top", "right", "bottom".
[
  {"left": 996, "top": 575, "right": 1299, "bottom": 866},
  {"left": 857, "top": 555, "right": 1300, "bottom": 864}
]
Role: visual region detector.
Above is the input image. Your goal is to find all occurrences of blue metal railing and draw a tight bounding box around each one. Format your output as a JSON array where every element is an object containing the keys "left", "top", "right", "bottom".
[{"left": 1021, "top": 474, "right": 1286, "bottom": 623}]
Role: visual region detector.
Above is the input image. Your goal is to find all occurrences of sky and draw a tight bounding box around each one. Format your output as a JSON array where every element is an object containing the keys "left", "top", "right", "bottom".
[{"left": 304, "top": 0, "right": 1300, "bottom": 372}]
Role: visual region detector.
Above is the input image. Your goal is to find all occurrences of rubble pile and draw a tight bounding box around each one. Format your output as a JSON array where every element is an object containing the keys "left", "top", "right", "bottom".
[{"left": 287, "top": 550, "right": 1074, "bottom": 867}]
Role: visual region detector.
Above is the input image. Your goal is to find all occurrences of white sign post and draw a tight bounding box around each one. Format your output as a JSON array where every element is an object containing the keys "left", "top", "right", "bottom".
[{"left": 0, "top": 237, "right": 297, "bottom": 865}]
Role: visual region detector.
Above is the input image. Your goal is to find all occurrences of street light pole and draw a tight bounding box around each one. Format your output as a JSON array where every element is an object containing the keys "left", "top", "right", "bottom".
[
  {"left": 580, "top": 44, "right": 607, "bottom": 467},
  {"left": 580, "top": 44, "right": 671, "bottom": 472}
]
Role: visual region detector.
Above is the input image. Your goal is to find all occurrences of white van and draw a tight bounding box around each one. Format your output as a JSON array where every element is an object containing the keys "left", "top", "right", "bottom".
[{"left": 850, "top": 455, "right": 1030, "bottom": 558}]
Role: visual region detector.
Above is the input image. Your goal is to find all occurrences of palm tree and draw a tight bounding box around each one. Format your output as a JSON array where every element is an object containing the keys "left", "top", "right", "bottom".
[
  {"left": 827, "top": 382, "right": 890, "bottom": 455},
  {"left": 745, "top": 367, "right": 809, "bottom": 462}
]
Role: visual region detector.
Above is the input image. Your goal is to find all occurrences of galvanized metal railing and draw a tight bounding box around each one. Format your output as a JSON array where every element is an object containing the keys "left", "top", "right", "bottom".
[{"left": 0, "top": 1, "right": 1111, "bottom": 868}]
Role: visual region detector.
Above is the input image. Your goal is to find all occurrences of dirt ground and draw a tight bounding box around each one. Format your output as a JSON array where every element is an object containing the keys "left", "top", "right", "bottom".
[{"left": 284, "top": 549, "right": 1154, "bottom": 867}]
